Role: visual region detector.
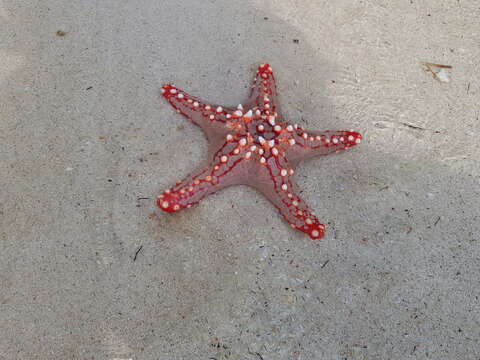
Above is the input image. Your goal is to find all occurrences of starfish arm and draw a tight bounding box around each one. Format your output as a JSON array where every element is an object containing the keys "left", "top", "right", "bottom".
[
  {"left": 161, "top": 84, "right": 233, "bottom": 137},
  {"left": 247, "top": 63, "right": 280, "bottom": 114},
  {"left": 286, "top": 129, "right": 362, "bottom": 166},
  {"left": 157, "top": 142, "right": 250, "bottom": 212},
  {"left": 250, "top": 155, "right": 325, "bottom": 240}
]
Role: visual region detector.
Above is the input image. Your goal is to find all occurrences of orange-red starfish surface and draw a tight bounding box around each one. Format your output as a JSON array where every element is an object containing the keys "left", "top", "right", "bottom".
[{"left": 157, "top": 63, "right": 362, "bottom": 240}]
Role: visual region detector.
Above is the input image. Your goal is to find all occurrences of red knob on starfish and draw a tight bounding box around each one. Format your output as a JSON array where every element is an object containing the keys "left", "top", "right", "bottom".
[{"left": 157, "top": 63, "right": 362, "bottom": 240}]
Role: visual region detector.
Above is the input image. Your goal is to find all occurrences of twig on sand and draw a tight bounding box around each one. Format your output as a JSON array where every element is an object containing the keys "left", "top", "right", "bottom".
[{"left": 133, "top": 245, "right": 143, "bottom": 261}]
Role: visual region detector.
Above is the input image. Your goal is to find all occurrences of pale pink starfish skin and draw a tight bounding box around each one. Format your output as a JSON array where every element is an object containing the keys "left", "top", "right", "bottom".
[{"left": 157, "top": 63, "right": 362, "bottom": 240}]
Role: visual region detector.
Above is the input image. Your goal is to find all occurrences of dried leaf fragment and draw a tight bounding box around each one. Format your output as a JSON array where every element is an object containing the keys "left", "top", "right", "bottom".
[{"left": 423, "top": 62, "right": 452, "bottom": 83}]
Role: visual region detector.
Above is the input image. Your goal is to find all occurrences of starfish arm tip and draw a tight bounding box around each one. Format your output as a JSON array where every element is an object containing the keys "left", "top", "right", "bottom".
[
  {"left": 257, "top": 62, "right": 273, "bottom": 72},
  {"left": 345, "top": 131, "right": 363, "bottom": 147},
  {"left": 160, "top": 84, "right": 179, "bottom": 99},
  {"left": 156, "top": 192, "right": 184, "bottom": 213},
  {"left": 305, "top": 223, "right": 326, "bottom": 240}
]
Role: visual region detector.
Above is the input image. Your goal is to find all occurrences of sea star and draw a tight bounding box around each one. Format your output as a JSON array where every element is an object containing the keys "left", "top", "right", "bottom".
[{"left": 157, "top": 63, "right": 362, "bottom": 240}]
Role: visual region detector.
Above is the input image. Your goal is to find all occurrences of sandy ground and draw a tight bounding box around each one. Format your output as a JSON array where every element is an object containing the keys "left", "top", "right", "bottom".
[{"left": 1, "top": 0, "right": 480, "bottom": 359}]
